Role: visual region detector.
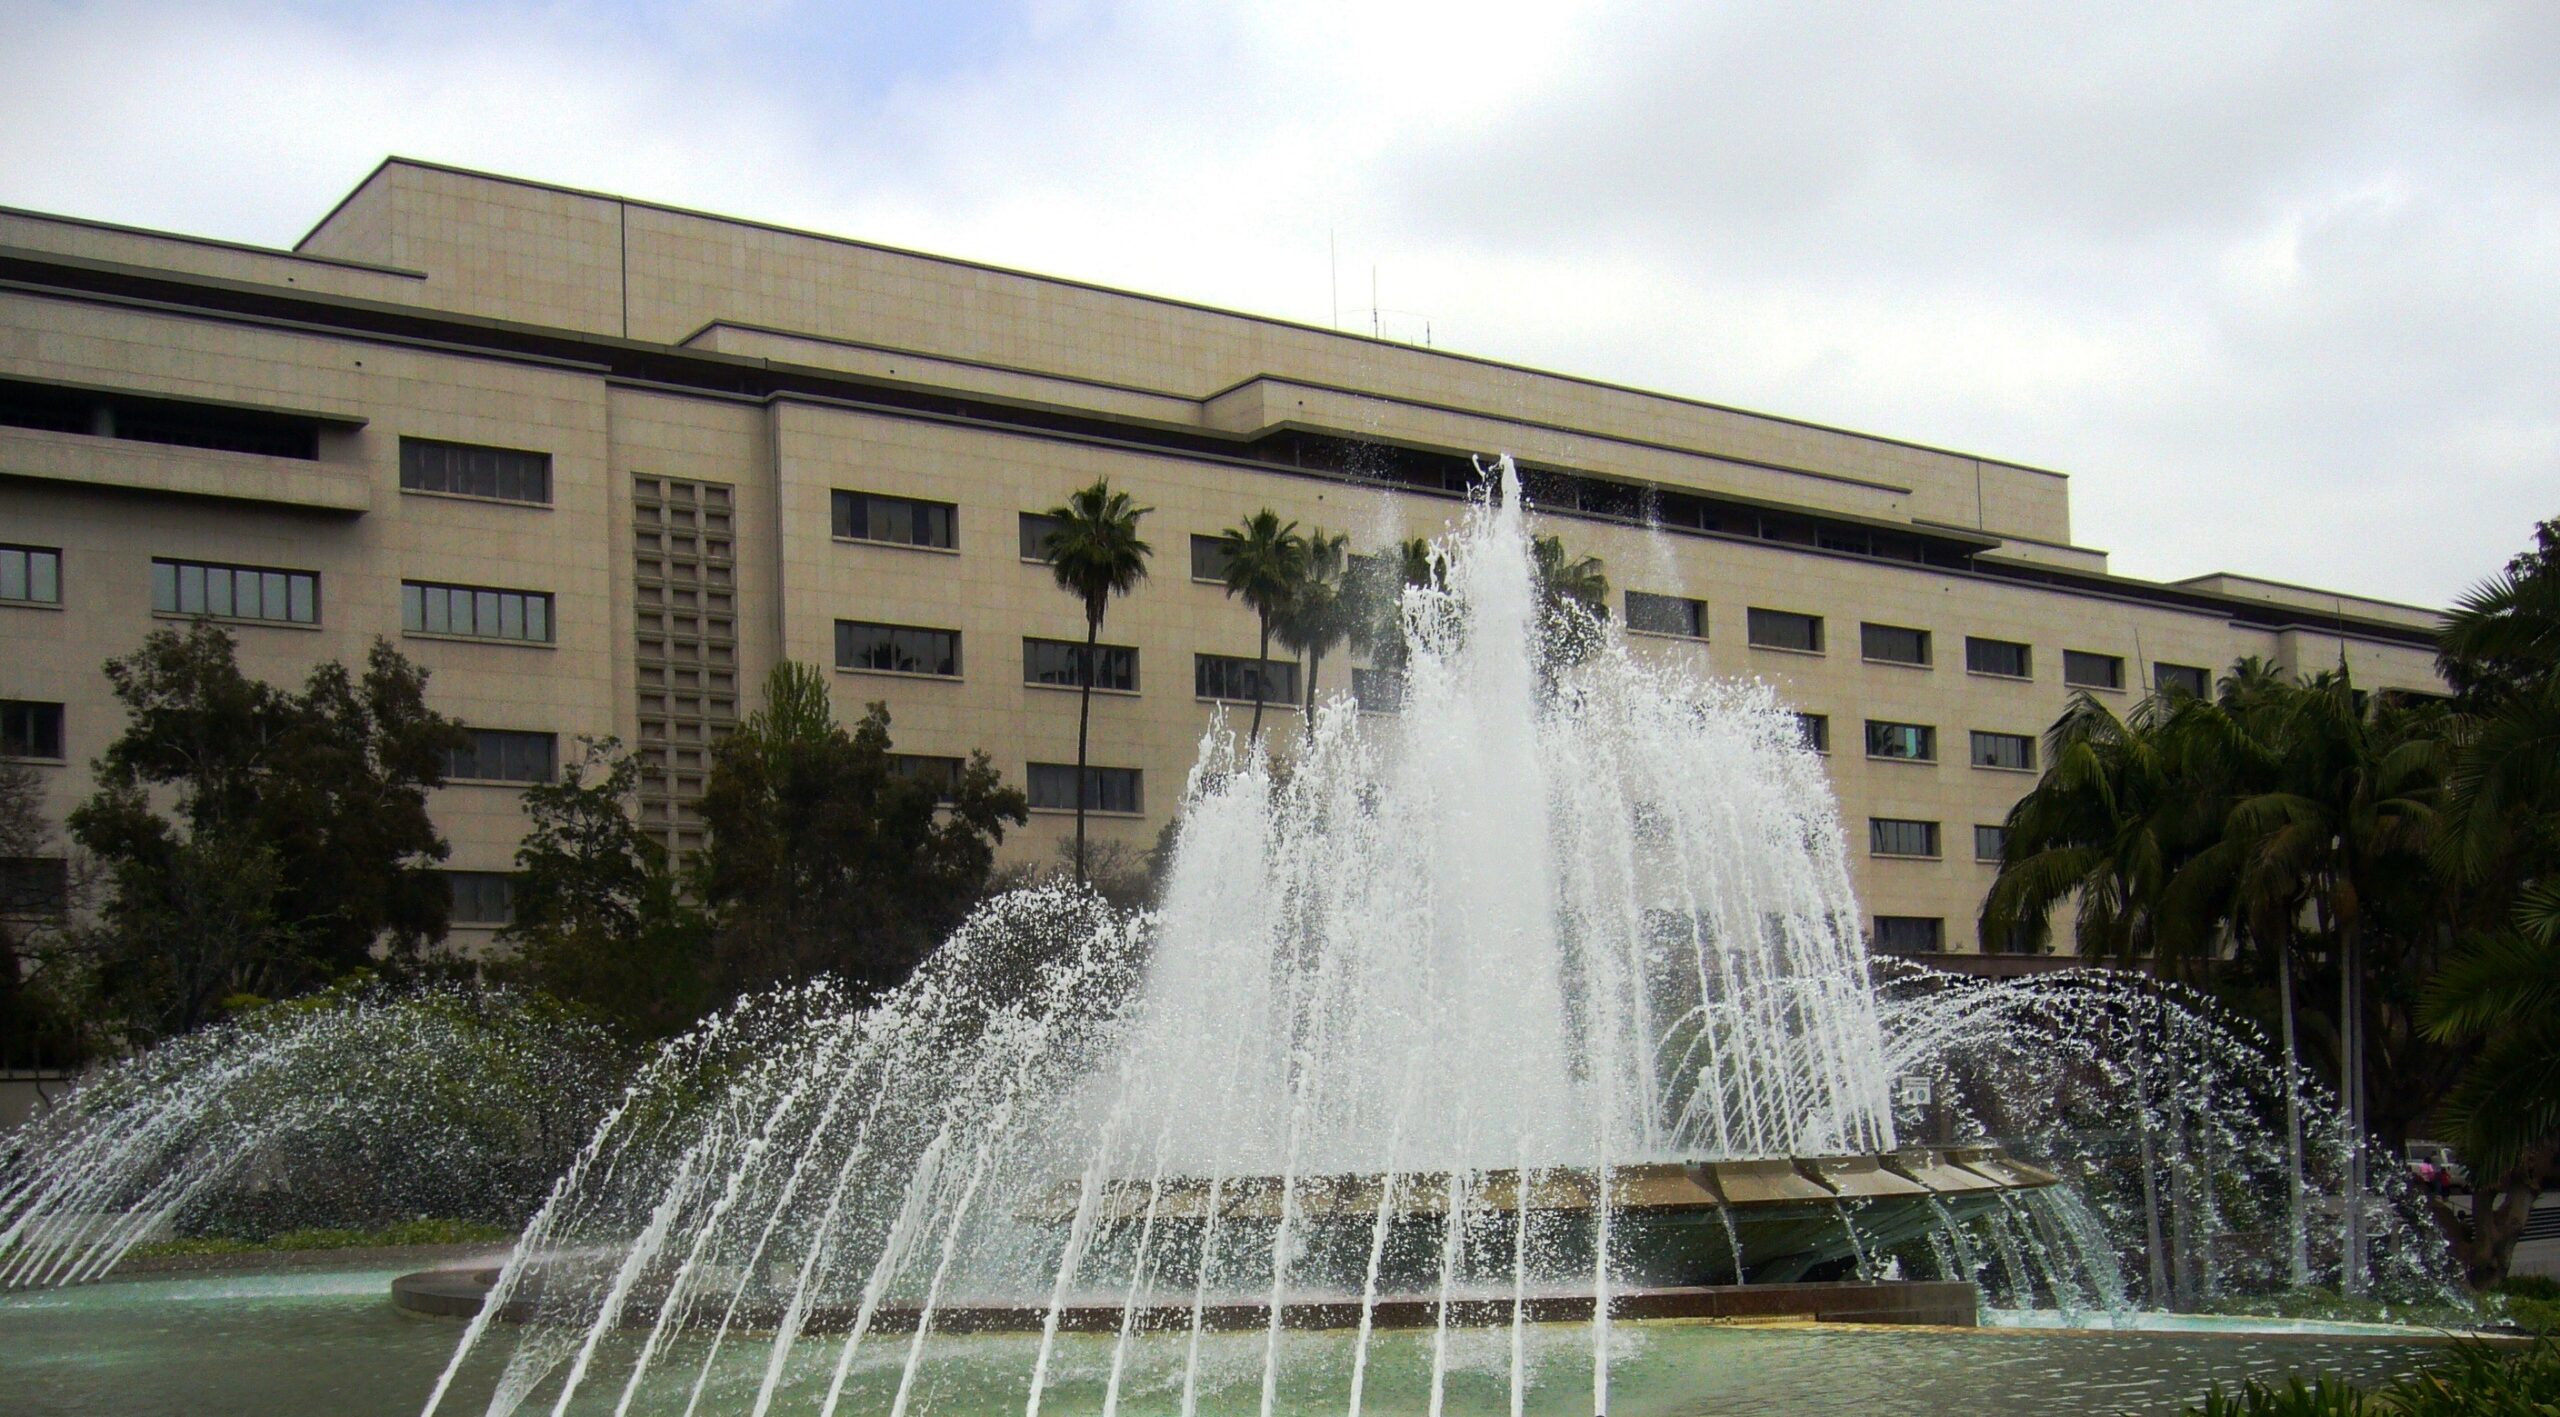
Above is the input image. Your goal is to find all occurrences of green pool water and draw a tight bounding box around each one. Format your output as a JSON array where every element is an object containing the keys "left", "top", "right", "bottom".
[{"left": 0, "top": 1267, "right": 2462, "bottom": 1416}]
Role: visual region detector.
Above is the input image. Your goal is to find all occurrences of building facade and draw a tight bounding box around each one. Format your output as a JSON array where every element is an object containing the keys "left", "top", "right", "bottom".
[{"left": 0, "top": 159, "right": 2445, "bottom": 956}]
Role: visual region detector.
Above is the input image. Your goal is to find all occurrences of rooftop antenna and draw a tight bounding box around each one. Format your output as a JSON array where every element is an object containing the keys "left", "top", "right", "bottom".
[{"left": 1371, "top": 265, "right": 1380, "bottom": 338}]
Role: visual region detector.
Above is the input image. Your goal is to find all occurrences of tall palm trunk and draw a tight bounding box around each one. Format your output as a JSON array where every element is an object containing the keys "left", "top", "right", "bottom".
[
  {"left": 1074, "top": 606, "right": 1099, "bottom": 881},
  {"left": 1250, "top": 612, "right": 1271, "bottom": 744},
  {"left": 1305, "top": 648, "right": 1323, "bottom": 728},
  {"left": 2277, "top": 937, "right": 2309, "bottom": 1287},
  {"left": 2340, "top": 911, "right": 2369, "bottom": 1297}
]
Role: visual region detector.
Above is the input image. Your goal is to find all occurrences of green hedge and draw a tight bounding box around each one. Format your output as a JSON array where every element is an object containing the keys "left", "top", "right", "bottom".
[{"left": 2186, "top": 1339, "right": 2556, "bottom": 1415}]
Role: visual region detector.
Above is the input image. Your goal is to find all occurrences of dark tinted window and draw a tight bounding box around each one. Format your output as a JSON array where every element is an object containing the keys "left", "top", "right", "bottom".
[
  {"left": 1625, "top": 591, "right": 1706, "bottom": 638},
  {"left": 1747, "top": 607, "right": 1823, "bottom": 653},
  {"left": 0, "top": 546, "right": 61, "bottom": 605},
  {"left": 1027, "top": 762, "right": 1142, "bottom": 814},
  {"left": 0, "top": 377, "right": 320, "bottom": 459},
  {"left": 1195, "top": 653, "right": 1297, "bottom": 703},
  {"left": 1965, "top": 636, "right": 2031, "bottom": 678},
  {"left": 1353, "top": 667, "right": 1404, "bottom": 713},
  {"left": 1189, "top": 534, "right": 1236, "bottom": 582},
  {"left": 402, "top": 581, "right": 551, "bottom": 642},
  {"left": 400, "top": 438, "right": 552, "bottom": 504},
  {"left": 833, "top": 491, "right": 956, "bottom": 549},
  {"left": 0, "top": 701, "right": 62, "bottom": 760},
  {"left": 1869, "top": 818, "right": 1941, "bottom": 857},
  {"left": 1970, "top": 730, "right": 2036, "bottom": 771},
  {"left": 445, "top": 729, "right": 557, "bottom": 784},
  {"left": 444, "top": 871, "right": 515, "bottom": 925},
  {"left": 0, "top": 857, "right": 69, "bottom": 916},
  {"left": 1873, "top": 916, "right": 1945, "bottom": 955},
  {"left": 1860, "top": 622, "right": 1931, "bottom": 666},
  {"left": 1019, "top": 512, "right": 1062, "bottom": 562},
  {"left": 1974, "top": 825, "right": 2008, "bottom": 862},
  {"left": 1865, "top": 720, "right": 1936, "bottom": 761},
  {"left": 2155, "top": 662, "right": 2210, "bottom": 698},
  {"left": 1795, "top": 712, "right": 1830, "bottom": 753},
  {"left": 2064, "top": 650, "right": 2125, "bottom": 690},
  {"left": 889, "top": 753, "right": 964, "bottom": 803},
  {"left": 153, "top": 559, "right": 319, "bottom": 625},
  {"left": 1024, "top": 637, "right": 1137, "bottom": 692},
  {"left": 836, "top": 620, "right": 961, "bottom": 677}
]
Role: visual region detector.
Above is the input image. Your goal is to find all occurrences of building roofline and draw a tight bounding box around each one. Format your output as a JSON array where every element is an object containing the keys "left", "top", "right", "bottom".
[
  {"left": 308, "top": 156, "right": 2075, "bottom": 484},
  {"left": 0, "top": 239, "right": 2437, "bottom": 649},
  {"left": 1, "top": 202, "right": 426, "bottom": 279}
]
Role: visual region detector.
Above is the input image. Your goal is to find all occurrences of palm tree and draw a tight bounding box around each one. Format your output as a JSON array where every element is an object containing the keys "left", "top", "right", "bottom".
[
  {"left": 1215, "top": 511, "right": 1308, "bottom": 746},
  {"left": 1979, "top": 692, "right": 2202, "bottom": 961},
  {"left": 1274, "top": 531, "right": 1351, "bottom": 724},
  {"left": 1530, "top": 534, "right": 1608, "bottom": 680},
  {"left": 1041, "top": 480, "right": 1152, "bottom": 881}
]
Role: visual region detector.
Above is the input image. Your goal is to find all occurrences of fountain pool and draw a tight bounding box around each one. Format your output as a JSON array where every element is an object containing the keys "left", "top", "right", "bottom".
[{"left": 0, "top": 1265, "right": 2463, "bottom": 1416}]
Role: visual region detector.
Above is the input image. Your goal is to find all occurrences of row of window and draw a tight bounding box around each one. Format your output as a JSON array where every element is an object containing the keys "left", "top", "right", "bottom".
[
  {"left": 834, "top": 622, "right": 1301, "bottom": 704},
  {"left": 1787, "top": 714, "right": 2039, "bottom": 771},
  {"left": 1869, "top": 818, "right": 2011, "bottom": 863},
  {"left": 1727, "top": 610, "right": 2199, "bottom": 695},
  {"left": 5, "top": 548, "right": 558, "bottom": 645}
]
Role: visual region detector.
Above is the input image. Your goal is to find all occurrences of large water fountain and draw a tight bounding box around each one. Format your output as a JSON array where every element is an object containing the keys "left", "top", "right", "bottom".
[{"left": 0, "top": 460, "right": 2471, "bottom": 1416}]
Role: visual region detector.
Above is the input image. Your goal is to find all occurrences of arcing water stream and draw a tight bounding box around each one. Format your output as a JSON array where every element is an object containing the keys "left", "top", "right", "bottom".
[{"left": 0, "top": 460, "right": 2467, "bottom": 1417}]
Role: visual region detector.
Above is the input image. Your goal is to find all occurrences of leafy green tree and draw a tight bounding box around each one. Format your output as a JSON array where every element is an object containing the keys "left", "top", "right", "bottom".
[
  {"left": 0, "top": 760, "right": 87, "bottom": 1068},
  {"left": 67, "top": 624, "right": 466, "bottom": 1040},
  {"left": 498, "top": 737, "right": 709, "bottom": 1038},
  {"left": 1038, "top": 479, "right": 1152, "bottom": 880},
  {"left": 1214, "top": 511, "right": 1309, "bottom": 745},
  {"left": 695, "top": 665, "right": 1027, "bottom": 1004}
]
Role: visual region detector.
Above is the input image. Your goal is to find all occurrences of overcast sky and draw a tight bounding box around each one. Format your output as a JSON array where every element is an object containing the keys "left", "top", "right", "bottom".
[{"left": 2, "top": 0, "right": 2552, "bottom": 607}]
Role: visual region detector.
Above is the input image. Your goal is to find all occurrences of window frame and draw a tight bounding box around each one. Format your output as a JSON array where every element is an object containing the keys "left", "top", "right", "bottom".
[
  {"left": 152, "top": 557, "right": 322, "bottom": 627},
  {"left": 835, "top": 619, "right": 963, "bottom": 679},
  {"left": 1022, "top": 637, "right": 1139, "bottom": 693},
  {"left": 1624, "top": 590, "right": 1708, "bottom": 640},
  {"left": 0, "top": 545, "right": 62, "bottom": 607},
  {"left": 1194, "top": 652, "right": 1299, "bottom": 706},
  {"left": 1026, "top": 761, "right": 1144, "bottom": 816},
  {"left": 1189, "top": 534, "right": 1235, "bottom": 585},
  {"left": 2063, "top": 649, "right": 2127, "bottom": 691},
  {"left": 1745, "top": 606, "right": 1825, "bottom": 654},
  {"left": 442, "top": 870, "right": 517, "bottom": 927},
  {"left": 1018, "top": 511, "right": 1063, "bottom": 563},
  {"left": 1868, "top": 817, "right": 1942, "bottom": 859},
  {"left": 0, "top": 700, "right": 66, "bottom": 762},
  {"left": 1863, "top": 719, "right": 1938, "bottom": 763},
  {"left": 1974, "top": 824, "right": 2009, "bottom": 863},
  {"left": 2154, "top": 662, "right": 2211, "bottom": 699},
  {"left": 400, "top": 579, "right": 554, "bottom": 645},
  {"left": 832, "top": 489, "right": 958, "bottom": 551},
  {"left": 1963, "top": 636, "right": 2033, "bottom": 679},
  {"left": 1859, "top": 621, "right": 1932, "bottom": 667},
  {"left": 444, "top": 728, "right": 558, "bottom": 785},
  {"left": 398, "top": 436, "right": 553, "bottom": 506},
  {"left": 1968, "top": 729, "right": 2038, "bottom": 773},
  {"left": 1872, "top": 916, "right": 1946, "bottom": 955},
  {"left": 1351, "top": 666, "right": 1405, "bottom": 714},
  {"left": 1795, "top": 712, "right": 1831, "bottom": 754}
]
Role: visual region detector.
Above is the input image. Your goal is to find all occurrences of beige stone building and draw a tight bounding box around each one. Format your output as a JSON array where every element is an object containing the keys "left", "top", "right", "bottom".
[{"left": 0, "top": 159, "right": 2444, "bottom": 958}]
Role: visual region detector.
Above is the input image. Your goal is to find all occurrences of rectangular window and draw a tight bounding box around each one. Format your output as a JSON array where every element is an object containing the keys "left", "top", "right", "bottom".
[
  {"left": 1746, "top": 607, "right": 1824, "bottom": 653},
  {"left": 1869, "top": 818, "right": 1941, "bottom": 858},
  {"left": 833, "top": 490, "right": 956, "bottom": 550},
  {"left": 0, "top": 701, "right": 65, "bottom": 761},
  {"left": 889, "top": 753, "right": 965, "bottom": 803},
  {"left": 2155, "top": 662, "right": 2211, "bottom": 699},
  {"left": 1195, "top": 653, "right": 1298, "bottom": 705},
  {"left": 1019, "top": 512, "right": 1062, "bottom": 562},
  {"left": 443, "top": 870, "right": 515, "bottom": 926},
  {"left": 1974, "top": 824, "right": 2009, "bottom": 863},
  {"left": 401, "top": 580, "right": 552, "bottom": 643},
  {"left": 1023, "top": 637, "right": 1138, "bottom": 692},
  {"left": 0, "top": 857, "right": 69, "bottom": 917},
  {"left": 1625, "top": 590, "right": 1707, "bottom": 639},
  {"left": 399, "top": 438, "right": 552, "bottom": 505},
  {"left": 1860, "top": 622, "right": 1932, "bottom": 666},
  {"left": 835, "top": 620, "right": 962, "bottom": 677},
  {"left": 444, "top": 729, "right": 557, "bottom": 784},
  {"left": 152, "top": 558, "right": 320, "bottom": 625},
  {"left": 1864, "top": 719, "right": 1937, "bottom": 762},
  {"left": 1190, "top": 534, "right": 1235, "bottom": 584},
  {"left": 0, "top": 377, "right": 322, "bottom": 460},
  {"left": 2063, "top": 650, "right": 2125, "bottom": 690},
  {"left": 1969, "top": 730, "right": 2037, "bottom": 772},
  {"left": 1352, "top": 667, "right": 1405, "bottom": 714},
  {"left": 1872, "top": 916, "right": 1945, "bottom": 955},
  {"left": 1027, "top": 762, "right": 1143, "bottom": 815},
  {"left": 0, "top": 546, "right": 61, "bottom": 605},
  {"left": 1796, "top": 712, "right": 1830, "bottom": 753},
  {"left": 1965, "top": 636, "right": 2032, "bottom": 678}
]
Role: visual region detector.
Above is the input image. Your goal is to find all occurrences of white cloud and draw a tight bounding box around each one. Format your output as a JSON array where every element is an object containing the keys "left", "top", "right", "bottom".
[{"left": 0, "top": 0, "right": 2552, "bottom": 604}]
